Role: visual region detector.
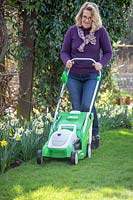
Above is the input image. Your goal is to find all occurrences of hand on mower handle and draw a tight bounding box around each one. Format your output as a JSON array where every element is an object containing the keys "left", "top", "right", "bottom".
[
  {"left": 66, "top": 60, "right": 74, "bottom": 69},
  {"left": 92, "top": 62, "right": 102, "bottom": 71}
]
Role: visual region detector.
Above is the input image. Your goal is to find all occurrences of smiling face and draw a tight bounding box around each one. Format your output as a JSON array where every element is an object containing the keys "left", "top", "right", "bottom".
[{"left": 81, "top": 9, "right": 93, "bottom": 29}]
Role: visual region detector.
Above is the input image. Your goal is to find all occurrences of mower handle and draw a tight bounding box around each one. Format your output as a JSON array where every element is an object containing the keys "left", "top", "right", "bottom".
[
  {"left": 70, "top": 57, "right": 96, "bottom": 63},
  {"left": 65, "top": 57, "right": 97, "bottom": 75}
]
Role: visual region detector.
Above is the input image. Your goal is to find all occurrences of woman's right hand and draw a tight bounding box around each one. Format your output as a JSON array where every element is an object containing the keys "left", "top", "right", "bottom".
[{"left": 66, "top": 60, "right": 74, "bottom": 69}]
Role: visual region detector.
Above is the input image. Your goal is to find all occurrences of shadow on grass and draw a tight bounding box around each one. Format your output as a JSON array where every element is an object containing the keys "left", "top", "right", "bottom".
[{"left": 0, "top": 129, "right": 133, "bottom": 200}]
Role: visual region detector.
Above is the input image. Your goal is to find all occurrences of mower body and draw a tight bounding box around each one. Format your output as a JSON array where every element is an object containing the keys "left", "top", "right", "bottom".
[{"left": 42, "top": 110, "right": 93, "bottom": 160}]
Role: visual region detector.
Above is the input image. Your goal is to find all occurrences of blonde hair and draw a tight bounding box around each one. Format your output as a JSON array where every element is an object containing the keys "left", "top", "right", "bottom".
[{"left": 75, "top": 2, "right": 102, "bottom": 32}]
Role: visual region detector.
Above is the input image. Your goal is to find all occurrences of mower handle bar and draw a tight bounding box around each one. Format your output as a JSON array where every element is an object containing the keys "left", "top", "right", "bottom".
[
  {"left": 70, "top": 57, "right": 96, "bottom": 63},
  {"left": 66, "top": 58, "right": 97, "bottom": 74}
]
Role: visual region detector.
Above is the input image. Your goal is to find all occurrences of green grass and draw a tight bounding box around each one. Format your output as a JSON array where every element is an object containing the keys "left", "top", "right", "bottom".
[{"left": 0, "top": 129, "right": 133, "bottom": 200}]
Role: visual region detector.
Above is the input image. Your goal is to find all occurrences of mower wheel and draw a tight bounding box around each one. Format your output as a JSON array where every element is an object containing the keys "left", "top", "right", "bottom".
[
  {"left": 86, "top": 144, "right": 91, "bottom": 158},
  {"left": 71, "top": 151, "right": 78, "bottom": 165},
  {"left": 37, "top": 150, "right": 44, "bottom": 164}
]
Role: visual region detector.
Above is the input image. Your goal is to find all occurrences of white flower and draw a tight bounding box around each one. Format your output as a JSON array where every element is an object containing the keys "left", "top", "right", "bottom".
[
  {"left": 25, "top": 129, "right": 31, "bottom": 136},
  {"left": 10, "top": 118, "right": 19, "bottom": 126},
  {"left": 36, "top": 128, "right": 44, "bottom": 135},
  {"left": 13, "top": 132, "right": 22, "bottom": 139},
  {"left": 17, "top": 127, "right": 25, "bottom": 134},
  {"left": 46, "top": 113, "right": 53, "bottom": 122}
]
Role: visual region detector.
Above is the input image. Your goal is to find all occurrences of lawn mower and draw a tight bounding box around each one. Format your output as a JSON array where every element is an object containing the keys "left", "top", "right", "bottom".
[{"left": 37, "top": 58, "right": 101, "bottom": 165}]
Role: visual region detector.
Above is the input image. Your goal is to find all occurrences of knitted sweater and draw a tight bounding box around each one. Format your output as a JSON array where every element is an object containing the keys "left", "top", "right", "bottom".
[{"left": 60, "top": 25, "right": 112, "bottom": 74}]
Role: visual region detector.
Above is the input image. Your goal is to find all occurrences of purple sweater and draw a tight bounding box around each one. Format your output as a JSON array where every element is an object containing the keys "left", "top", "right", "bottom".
[{"left": 60, "top": 25, "right": 112, "bottom": 74}]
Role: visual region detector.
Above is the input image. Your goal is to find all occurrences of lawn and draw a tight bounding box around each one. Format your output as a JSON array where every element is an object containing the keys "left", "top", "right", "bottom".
[{"left": 0, "top": 129, "right": 133, "bottom": 200}]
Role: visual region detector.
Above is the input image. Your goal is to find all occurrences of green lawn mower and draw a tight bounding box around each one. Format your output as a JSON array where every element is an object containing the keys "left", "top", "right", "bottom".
[{"left": 37, "top": 58, "right": 101, "bottom": 165}]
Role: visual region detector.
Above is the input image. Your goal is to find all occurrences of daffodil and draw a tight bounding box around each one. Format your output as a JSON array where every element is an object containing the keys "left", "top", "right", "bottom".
[
  {"left": 0, "top": 140, "right": 8, "bottom": 147},
  {"left": 33, "top": 108, "right": 39, "bottom": 115},
  {"left": 17, "top": 127, "right": 24, "bottom": 134},
  {"left": 25, "top": 129, "right": 31, "bottom": 136},
  {"left": 46, "top": 113, "right": 53, "bottom": 122},
  {"left": 9, "top": 132, "right": 13, "bottom": 137},
  {"left": 15, "top": 135, "right": 21, "bottom": 141},
  {"left": 13, "top": 132, "right": 22, "bottom": 140}
]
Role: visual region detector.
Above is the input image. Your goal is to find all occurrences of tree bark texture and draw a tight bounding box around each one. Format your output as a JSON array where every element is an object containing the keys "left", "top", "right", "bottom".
[
  {"left": 17, "top": 11, "right": 35, "bottom": 120},
  {"left": 0, "top": 0, "right": 6, "bottom": 114}
]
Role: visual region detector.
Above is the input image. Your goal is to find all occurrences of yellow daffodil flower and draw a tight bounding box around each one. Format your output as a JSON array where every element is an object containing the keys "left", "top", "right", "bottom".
[
  {"left": 9, "top": 133, "right": 13, "bottom": 137},
  {"left": 33, "top": 108, "right": 39, "bottom": 115},
  {"left": 15, "top": 135, "right": 21, "bottom": 141},
  {"left": 0, "top": 140, "right": 8, "bottom": 147}
]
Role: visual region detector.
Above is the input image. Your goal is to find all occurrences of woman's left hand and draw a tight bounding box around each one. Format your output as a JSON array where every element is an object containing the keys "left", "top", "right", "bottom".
[{"left": 92, "top": 62, "right": 102, "bottom": 71}]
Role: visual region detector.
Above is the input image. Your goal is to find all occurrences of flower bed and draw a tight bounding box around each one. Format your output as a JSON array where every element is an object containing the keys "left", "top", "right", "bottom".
[{"left": 0, "top": 109, "right": 52, "bottom": 173}]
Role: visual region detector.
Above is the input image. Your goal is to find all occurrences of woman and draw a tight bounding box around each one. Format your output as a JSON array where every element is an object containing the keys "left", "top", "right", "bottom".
[{"left": 60, "top": 2, "right": 112, "bottom": 148}]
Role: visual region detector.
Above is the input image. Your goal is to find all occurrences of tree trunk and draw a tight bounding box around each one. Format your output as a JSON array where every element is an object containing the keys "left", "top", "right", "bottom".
[
  {"left": 0, "top": 0, "right": 6, "bottom": 114},
  {"left": 17, "top": 11, "right": 35, "bottom": 120}
]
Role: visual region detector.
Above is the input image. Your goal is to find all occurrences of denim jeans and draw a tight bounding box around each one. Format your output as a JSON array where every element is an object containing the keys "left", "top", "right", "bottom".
[{"left": 67, "top": 72, "right": 102, "bottom": 136}]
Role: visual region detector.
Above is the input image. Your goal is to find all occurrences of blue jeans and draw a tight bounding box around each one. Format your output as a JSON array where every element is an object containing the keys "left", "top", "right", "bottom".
[{"left": 67, "top": 72, "right": 102, "bottom": 136}]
